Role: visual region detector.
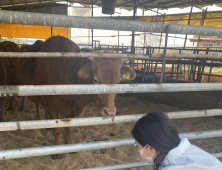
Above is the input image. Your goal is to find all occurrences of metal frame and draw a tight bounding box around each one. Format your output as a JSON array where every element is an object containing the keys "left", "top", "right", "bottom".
[
  {"left": 159, "top": 25, "right": 169, "bottom": 83},
  {"left": 1, "top": 52, "right": 222, "bottom": 60},
  {"left": 183, "top": 0, "right": 194, "bottom": 49},
  {"left": 0, "top": 8, "right": 222, "bottom": 169},
  {"left": 0, "top": 129, "right": 222, "bottom": 160},
  {"left": 0, "top": 109, "right": 221, "bottom": 131},
  {"left": 2, "top": 83, "right": 222, "bottom": 97},
  {"left": 1, "top": 10, "right": 222, "bottom": 36},
  {"left": 196, "top": 9, "right": 208, "bottom": 49}
]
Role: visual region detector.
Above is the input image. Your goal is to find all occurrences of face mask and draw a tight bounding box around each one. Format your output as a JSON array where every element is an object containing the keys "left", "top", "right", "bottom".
[{"left": 139, "top": 148, "right": 154, "bottom": 163}]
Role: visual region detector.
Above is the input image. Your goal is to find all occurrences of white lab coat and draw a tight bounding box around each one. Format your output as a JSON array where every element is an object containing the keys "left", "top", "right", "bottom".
[{"left": 159, "top": 138, "right": 222, "bottom": 170}]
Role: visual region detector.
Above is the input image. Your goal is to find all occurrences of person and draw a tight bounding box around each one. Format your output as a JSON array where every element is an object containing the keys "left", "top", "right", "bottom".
[{"left": 132, "top": 112, "right": 222, "bottom": 170}]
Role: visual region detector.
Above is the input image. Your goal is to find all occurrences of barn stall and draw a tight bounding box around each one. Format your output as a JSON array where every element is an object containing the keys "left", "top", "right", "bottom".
[{"left": 0, "top": 0, "right": 222, "bottom": 170}]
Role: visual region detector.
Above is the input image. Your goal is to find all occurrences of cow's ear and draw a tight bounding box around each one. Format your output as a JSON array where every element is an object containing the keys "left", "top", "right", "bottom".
[
  {"left": 77, "top": 64, "right": 91, "bottom": 79},
  {"left": 120, "top": 66, "right": 136, "bottom": 81}
]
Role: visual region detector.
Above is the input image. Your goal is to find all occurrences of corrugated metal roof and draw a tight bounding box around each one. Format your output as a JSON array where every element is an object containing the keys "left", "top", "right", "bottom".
[{"left": 0, "top": 0, "right": 222, "bottom": 10}]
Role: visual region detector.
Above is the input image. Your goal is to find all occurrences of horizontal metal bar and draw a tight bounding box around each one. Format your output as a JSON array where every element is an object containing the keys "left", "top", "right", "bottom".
[
  {"left": 0, "top": 129, "right": 222, "bottom": 160},
  {"left": 151, "top": 54, "right": 222, "bottom": 60},
  {"left": 212, "top": 152, "right": 222, "bottom": 158},
  {"left": 81, "top": 152, "right": 222, "bottom": 170},
  {"left": 80, "top": 162, "right": 153, "bottom": 170},
  {"left": 2, "top": 83, "right": 222, "bottom": 97},
  {"left": 0, "top": 109, "right": 222, "bottom": 131},
  {"left": 0, "top": 52, "right": 152, "bottom": 59},
  {"left": 1, "top": 10, "right": 222, "bottom": 36},
  {"left": 0, "top": 52, "right": 221, "bottom": 60}
]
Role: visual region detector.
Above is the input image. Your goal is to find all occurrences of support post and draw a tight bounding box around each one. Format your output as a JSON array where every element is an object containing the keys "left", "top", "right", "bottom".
[
  {"left": 131, "top": 0, "right": 137, "bottom": 54},
  {"left": 142, "top": 61, "right": 146, "bottom": 83},
  {"left": 172, "top": 64, "right": 174, "bottom": 78},
  {"left": 91, "top": 0, "right": 94, "bottom": 49},
  {"left": 184, "top": 64, "right": 186, "bottom": 81},
  {"left": 196, "top": 9, "right": 207, "bottom": 49},
  {"left": 199, "top": 60, "right": 205, "bottom": 83},
  {"left": 183, "top": 0, "right": 194, "bottom": 49},
  {"left": 143, "top": 33, "right": 146, "bottom": 54},
  {"left": 152, "top": 61, "right": 158, "bottom": 83},
  {"left": 189, "top": 60, "right": 193, "bottom": 81},
  {"left": 51, "top": 27, "right": 53, "bottom": 36},
  {"left": 193, "top": 59, "right": 198, "bottom": 81},
  {"left": 208, "top": 61, "right": 213, "bottom": 83},
  {"left": 158, "top": 13, "right": 166, "bottom": 53},
  {"left": 118, "top": 30, "right": 119, "bottom": 48},
  {"left": 176, "top": 59, "right": 180, "bottom": 80},
  {"left": 159, "top": 25, "right": 169, "bottom": 84},
  {"left": 137, "top": 59, "right": 139, "bottom": 70},
  {"left": 151, "top": 61, "right": 153, "bottom": 72}
]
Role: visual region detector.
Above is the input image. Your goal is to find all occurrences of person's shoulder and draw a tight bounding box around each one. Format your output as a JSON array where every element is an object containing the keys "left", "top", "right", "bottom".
[{"left": 171, "top": 144, "right": 222, "bottom": 169}]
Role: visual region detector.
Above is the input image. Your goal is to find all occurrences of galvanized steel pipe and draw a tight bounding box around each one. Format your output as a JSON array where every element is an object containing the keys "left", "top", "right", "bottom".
[
  {"left": 0, "top": 130, "right": 222, "bottom": 160},
  {"left": 1, "top": 83, "right": 222, "bottom": 97},
  {"left": 1, "top": 10, "right": 222, "bottom": 36},
  {"left": 80, "top": 162, "right": 153, "bottom": 170},
  {"left": 0, "top": 52, "right": 222, "bottom": 60},
  {"left": 0, "top": 109, "right": 222, "bottom": 131},
  {"left": 81, "top": 152, "right": 222, "bottom": 170}
]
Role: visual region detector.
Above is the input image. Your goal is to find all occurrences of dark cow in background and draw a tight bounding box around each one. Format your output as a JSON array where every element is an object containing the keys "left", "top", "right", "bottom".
[
  {"left": 0, "top": 41, "right": 21, "bottom": 121},
  {"left": 21, "top": 36, "right": 136, "bottom": 159},
  {"left": 21, "top": 40, "right": 45, "bottom": 120},
  {"left": 0, "top": 55, "right": 6, "bottom": 122},
  {"left": 20, "top": 40, "right": 44, "bottom": 52}
]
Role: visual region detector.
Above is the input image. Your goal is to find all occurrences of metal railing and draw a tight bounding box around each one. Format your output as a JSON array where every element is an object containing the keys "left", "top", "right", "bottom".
[
  {"left": 0, "top": 109, "right": 221, "bottom": 131},
  {"left": 0, "top": 9, "right": 222, "bottom": 170},
  {"left": 1, "top": 10, "right": 222, "bottom": 36},
  {"left": 0, "top": 129, "right": 222, "bottom": 160},
  {"left": 2, "top": 83, "right": 222, "bottom": 97},
  {"left": 0, "top": 52, "right": 222, "bottom": 60}
]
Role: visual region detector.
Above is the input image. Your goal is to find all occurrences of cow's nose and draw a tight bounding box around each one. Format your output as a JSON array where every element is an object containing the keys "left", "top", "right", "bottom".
[{"left": 104, "top": 107, "right": 116, "bottom": 116}]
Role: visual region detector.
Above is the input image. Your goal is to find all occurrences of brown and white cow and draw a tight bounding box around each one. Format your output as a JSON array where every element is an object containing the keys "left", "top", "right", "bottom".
[{"left": 21, "top": 36, "right": 136, "bottom": 159}]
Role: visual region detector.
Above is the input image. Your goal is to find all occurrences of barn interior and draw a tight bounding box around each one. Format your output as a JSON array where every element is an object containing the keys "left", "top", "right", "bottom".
[{"left": 0, "top": 0, "right": 222, "bottom": 170}]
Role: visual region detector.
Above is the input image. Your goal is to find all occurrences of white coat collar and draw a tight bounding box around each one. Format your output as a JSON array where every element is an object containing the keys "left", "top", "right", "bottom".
[{"left": 161, "top": 138, "right": 190, "bottom": 167}]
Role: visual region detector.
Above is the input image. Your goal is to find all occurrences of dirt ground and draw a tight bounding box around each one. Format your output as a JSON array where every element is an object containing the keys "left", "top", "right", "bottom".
[{"left": 0, "top": 95, "right": 222, "bottom": 170}]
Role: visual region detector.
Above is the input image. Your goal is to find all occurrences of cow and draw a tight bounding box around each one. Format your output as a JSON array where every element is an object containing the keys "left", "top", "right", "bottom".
[
  {"left": 21, "top": 40, "right": 45, "bottom": 120},
  {"left": 0, "top": 58, "right": 6, "bottom": 122},
  {"left": 0, "top": 41, "right": 22, "bottom": 121},
  {"left": 21, "top": 36, "right": 136, "bottom": 159},
  {"left": 20, "top": 40, "right": 44, "bottom": 52}
]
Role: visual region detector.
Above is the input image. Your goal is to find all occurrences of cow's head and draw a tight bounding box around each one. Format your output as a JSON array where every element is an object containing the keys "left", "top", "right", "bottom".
[{"left": 77, "top": 58, "right": 136, "bottom": 116}]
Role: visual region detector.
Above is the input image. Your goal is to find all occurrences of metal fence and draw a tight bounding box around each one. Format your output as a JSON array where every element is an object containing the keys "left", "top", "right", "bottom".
[
  {"left": 0, "top": 10, "right": 222, "bottom": 170},
  {"left": 0, "top": 52, "right": 222, "bottom": 60},
  {"left": 2, "top": 83, "right": 222, "bottom": 97},
  {"left": 0, "top": 109, "right": 221, "bottom": 131}
]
